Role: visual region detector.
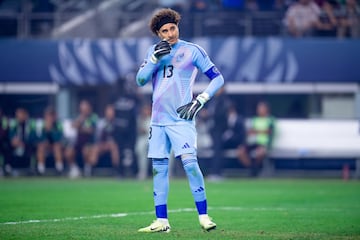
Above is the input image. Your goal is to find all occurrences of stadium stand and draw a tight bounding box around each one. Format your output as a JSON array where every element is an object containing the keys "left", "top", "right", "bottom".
[{"left": 1, "top": 0, "right": 359, "bottom": 39}]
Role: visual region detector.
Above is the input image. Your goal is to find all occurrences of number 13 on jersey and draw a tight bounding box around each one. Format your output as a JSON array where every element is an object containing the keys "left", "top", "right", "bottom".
[{"left": 163, "top": 65, "right": 174, "bottom": 78}]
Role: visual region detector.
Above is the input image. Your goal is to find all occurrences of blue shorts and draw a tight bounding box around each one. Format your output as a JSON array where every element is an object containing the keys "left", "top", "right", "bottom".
[{"left": 148, "top": 123, "right": 197, "bottom": 159}]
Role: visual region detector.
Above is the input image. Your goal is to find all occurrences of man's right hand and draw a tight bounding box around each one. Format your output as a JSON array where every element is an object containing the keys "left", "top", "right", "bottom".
[{"left": 150, "top": 40, "right": 171, "bottom": 64}]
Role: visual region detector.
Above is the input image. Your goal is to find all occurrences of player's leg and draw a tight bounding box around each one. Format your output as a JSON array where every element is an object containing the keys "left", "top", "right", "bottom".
[
  {"left": 255, "top": 145, "right": 267, "bottom": 164},
  {"left": 103, "top": 140, "right": 121, "bottom": 176},
  {"left": 135, "top": 136, "right": 149, "bottom": 180},
  {"left": 138, "top": 126, "right": 171, "bottom": 233},
  {"left": 237, "top": 144, "right": 251, "bottom": 167},
  {"left": 167, "top": 123, "right": 216, "bottom": 231},
  {"left": 248, "top": 144, "right": 261, "bottom": 177},
  {"left": 24, "top": 142, "right": 36, "bottom": 175},
  {"left": 209, "top": 128, "right": 223, "bottom": 180},
  {"left": 181, "top": 153, "right": 216, "bottom": 231},
  {"left": 108, "top": 139, "right": 120, "bottom": 170},
  {"left": 0, "top": 141, "right": 13, "bottom": 176},
  {"left": 149, "top": 126, "right": 171, "bottom": 221},
  {"left": 83, "top": 144, "right": 94, "bottom": 177},
  {"left": 65, "top": 145, "right": 80, "bottom": 178},
  {"left": 53, "top": 142, "right": 64, "bottom": 173},
  {"left": 152, "top": 158, "right": 170, "bottom": 217},
  {"left": 36, "top": 141, "right": 47, "bottom": 175},
  {"left": 88, "top": 142, "right": 101, "bottom": 167}
]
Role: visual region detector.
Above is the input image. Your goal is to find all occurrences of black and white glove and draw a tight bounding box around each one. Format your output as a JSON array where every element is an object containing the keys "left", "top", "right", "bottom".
[
  {"left": 177, "top": 93, "right": 210, "bottom": 121},
  {"left": 150, "top": 40, "right": 171, "bottom": 64}
]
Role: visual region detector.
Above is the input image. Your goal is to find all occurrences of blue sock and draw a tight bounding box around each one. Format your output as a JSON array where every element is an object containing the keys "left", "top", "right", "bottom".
[
  {"left": 196, "top": 200, "right": 207, "bottom": 215},
  {"left": 182, "top": 158, "right": 207, "bottom": 215},
  {"left": 155, "top": 204, "right": 167, "bottom": 219},
  {"left": 152, "top": 158, "right": 169, "bottom": 219}
]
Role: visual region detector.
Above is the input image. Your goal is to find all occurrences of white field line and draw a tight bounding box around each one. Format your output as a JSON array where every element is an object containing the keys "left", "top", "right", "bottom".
[{"left": 0, "top": 206, "right": 340, "bottom": 225}]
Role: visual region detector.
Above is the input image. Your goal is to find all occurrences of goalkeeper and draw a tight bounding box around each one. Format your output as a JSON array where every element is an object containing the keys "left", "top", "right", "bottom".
[{"left": 136, "top": 8, "right": 224, "bottom": 233}]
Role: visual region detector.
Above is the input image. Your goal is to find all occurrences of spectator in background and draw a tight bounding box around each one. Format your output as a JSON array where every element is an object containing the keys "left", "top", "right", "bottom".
[
  {"left": 0, "top": 108, "right": 12, "bottom": 176},
  {"left": 89, "top": 104, "right": 120, "bottom": 176},
  {"left": 222, "top": 105, "right": 248, "bottom": 169},
  {"left": 65, "top": 100, "right": 98, "bottom": 178},
  {"left": 315, "top": 0, "right": 339, "bottom": 37},
  {"left": 113, "top": 79, "right": 139, "bottom": 177},
  {"left": 135, "top": 103, "right": 152, "bottom": 180},
  {"left": 36, "top": 107, "right": 64, "bottom": 175},
  {"left": 284, "top": 0, "right": 322, "bottom": 37},
  {"left": 241, "top": 101, "right": 276, "bottom": 177},
  {"left": 9, "top": 107, "right": 38, "bottom": 175},
  {"left": 207, "top": 87, "right": 231, "bottom": 181},
  {"left": 338, "top": 0, "right": 360, "bottom": 38}
]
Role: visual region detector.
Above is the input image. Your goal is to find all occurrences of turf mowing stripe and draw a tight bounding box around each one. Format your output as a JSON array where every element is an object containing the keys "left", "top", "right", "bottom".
[
  {"left": 2, "top": 213, "right": 128, "bottom": 225},
  {"left": 0, "top": 206, "right": 340, "bottom": 225}
]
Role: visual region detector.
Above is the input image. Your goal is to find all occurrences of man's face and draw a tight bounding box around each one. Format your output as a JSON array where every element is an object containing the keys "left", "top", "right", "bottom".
[
  {"left": 257, "top": 103, "right": 269, "bottom": 117},
  {"left": 80, "top": 101, "right": 91, "bottom": 115},
  {"left": 157, "top": 23, "right": 179, "bottom": 45},
  {"left": 105, "top": 106, "right": 115, "bottom": 120},
  {"left": 44, "top": 111, "right": 55, "bottom": 123},
  {"left": 16, "top": 109, "right": 28, "bottom": 122}
]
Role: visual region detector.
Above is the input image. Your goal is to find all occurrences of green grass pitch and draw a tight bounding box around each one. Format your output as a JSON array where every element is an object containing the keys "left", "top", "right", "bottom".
[{"left": 0, "top": 178, "right": 359, "bottom": 240}]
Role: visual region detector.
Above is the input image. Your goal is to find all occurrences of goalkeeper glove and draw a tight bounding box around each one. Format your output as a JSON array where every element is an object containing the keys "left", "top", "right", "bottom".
[
  {"left": 177, "top": 93, "right": 210, "bottom": 121},
  {"left": 150, "top": 40, "right": 171, "bottom": 64}
]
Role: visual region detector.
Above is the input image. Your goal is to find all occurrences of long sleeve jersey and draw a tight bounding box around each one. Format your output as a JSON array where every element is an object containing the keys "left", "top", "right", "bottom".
[{"left": 136, "top": 39, "right": 224, "bottom": 125}]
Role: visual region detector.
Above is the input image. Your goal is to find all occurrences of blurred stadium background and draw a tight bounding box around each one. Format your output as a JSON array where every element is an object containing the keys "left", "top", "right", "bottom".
[{"left": 0, "top": 0, "right": 359, "bottom": 178}]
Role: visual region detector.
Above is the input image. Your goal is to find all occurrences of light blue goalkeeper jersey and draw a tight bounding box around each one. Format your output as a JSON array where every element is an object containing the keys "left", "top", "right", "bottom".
[{"left": 136, "top": 39, "right": 224, "bottom": 126}]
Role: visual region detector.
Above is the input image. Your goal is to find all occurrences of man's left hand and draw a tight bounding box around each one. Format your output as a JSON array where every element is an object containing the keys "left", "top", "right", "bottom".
[{"left": 177, "top": 93, "right": 209, "bottom": 120}]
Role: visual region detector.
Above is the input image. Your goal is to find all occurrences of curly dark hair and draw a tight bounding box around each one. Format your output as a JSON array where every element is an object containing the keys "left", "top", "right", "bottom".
[{"left": 149, "top": 8, "right": 181, "bottom": 35}]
